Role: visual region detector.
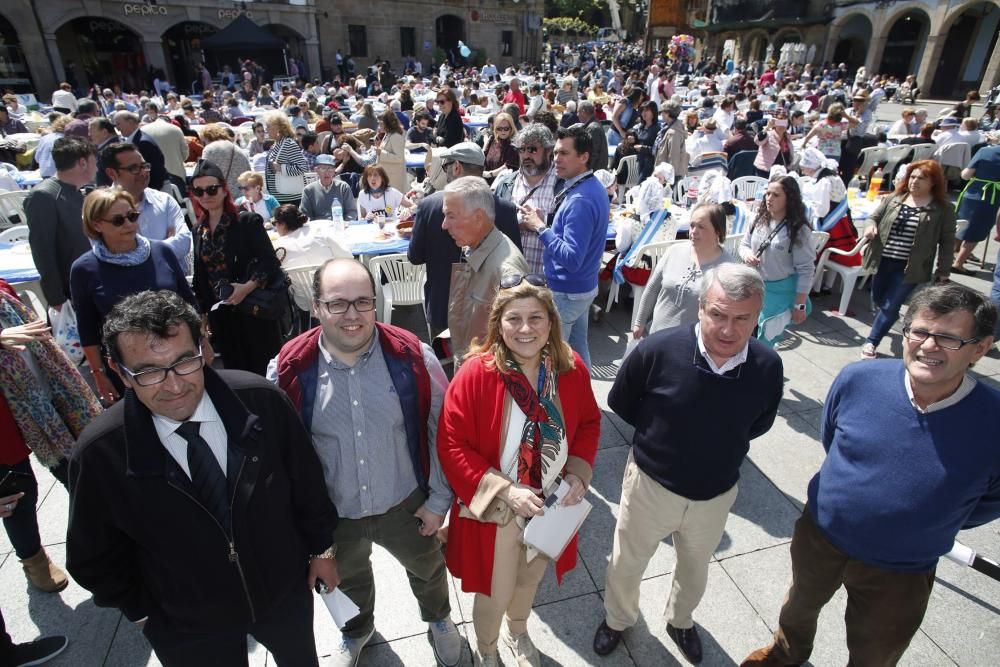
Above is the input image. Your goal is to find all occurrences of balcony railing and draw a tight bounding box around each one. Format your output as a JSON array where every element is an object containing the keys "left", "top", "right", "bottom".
[{"left": 710, "top": 0, "right": 830, "bottom": 26}]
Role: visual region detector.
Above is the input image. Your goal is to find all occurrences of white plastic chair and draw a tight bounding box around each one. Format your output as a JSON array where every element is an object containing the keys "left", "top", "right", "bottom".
[
  {"left": 908, "top": 143, "right": 936, "bottom": 162},
  {"left": 731, "top": 176, "right": 768, "bottom": 202},
  {"left": 674, "top": 175, "right": 698, "bottom": 204},
  {"left": 285, "top": 263, "right": 323, "bottom": 314},
  {"left": 0, "top": 191, "right": 29, "bottom": 230},
  {"left": 856, "top": 146, "right": 884, "bottom": 179},
  {"left": 182, "top": 197, "right": 198, "bottom": 229},
  {"left": 0, "top": 225, "right": 29, "bottom": 243},
  {"left": 624, "top": 239, "right": 685, "bottom": 326},
  {"left": 162, "top": 181, "right": 184, "bottom": 203},
  {"left": 722, "top": 233, "right": 744, "bottom": 257},
  {"left": 810, "top": 231, "right": 830, "bottom": 255},
  {"left": 615, "top": 155, "right": 641, "bottom": 190},
  {"left": 811, "top": 238, "right": 872, "bottom": 315},
  {"left": 369, "top": 253, "right": 431, "bottom": 341}
]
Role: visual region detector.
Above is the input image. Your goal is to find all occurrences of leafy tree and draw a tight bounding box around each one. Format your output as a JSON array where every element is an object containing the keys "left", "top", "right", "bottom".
[{"left": 545, "top": 0, "right": 608, "bottom": 26}]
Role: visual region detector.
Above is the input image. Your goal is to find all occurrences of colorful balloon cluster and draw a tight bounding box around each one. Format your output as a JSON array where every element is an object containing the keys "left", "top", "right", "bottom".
[{"left": 667, "top": 34, "right": 695, "bottom": 62}]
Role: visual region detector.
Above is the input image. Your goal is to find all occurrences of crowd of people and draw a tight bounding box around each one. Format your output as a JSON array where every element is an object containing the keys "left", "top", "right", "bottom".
[{"left": 0, "top": 38, "right": 999, "bottom": 667}]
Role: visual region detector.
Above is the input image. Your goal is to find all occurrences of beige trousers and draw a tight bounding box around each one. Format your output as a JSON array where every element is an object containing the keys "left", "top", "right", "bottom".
[
  {"left": 472, "top": 519, "right": 550, "bottom": 653},
  {"left": 604, "top": 452, "right": 738, "bottom": 631}
]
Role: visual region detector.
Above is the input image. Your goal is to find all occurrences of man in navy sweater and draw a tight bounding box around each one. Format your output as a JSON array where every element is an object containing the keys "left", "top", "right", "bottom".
[
  {"left": 743, "top": 283, "right": 1000, "bottom": 667},
  {"left": 594, "top": 263, "right": 783, "bottom": 664}
]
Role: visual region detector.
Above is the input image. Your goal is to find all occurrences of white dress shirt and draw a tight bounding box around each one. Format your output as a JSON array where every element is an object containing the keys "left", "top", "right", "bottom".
[
  {"left": 695, "top": 322, "right": 749, "bottom": 375},
  {"left": 152, "top": 391, "right": 228, "bottom": 479}
]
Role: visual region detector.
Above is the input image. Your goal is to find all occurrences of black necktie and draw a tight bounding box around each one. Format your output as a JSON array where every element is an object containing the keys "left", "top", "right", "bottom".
[{"left": 176, "top": 421, "right": 230, "bottom": 530}]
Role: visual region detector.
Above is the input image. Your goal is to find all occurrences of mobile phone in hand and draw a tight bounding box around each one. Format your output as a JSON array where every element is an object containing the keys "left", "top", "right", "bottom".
[{"left": 0, "top": 469, "right": 31, "bottom": 498}]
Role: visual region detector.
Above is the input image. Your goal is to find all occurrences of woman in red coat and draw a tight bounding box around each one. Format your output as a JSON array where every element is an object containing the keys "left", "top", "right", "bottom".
[{"left": 437, "top": 277, "right": 601, "bottom": 667}]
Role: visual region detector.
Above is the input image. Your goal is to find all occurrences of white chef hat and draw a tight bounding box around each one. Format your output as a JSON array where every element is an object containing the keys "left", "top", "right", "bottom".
[{"left": 799, "top": 147, "right": 827, "bottom": 171}]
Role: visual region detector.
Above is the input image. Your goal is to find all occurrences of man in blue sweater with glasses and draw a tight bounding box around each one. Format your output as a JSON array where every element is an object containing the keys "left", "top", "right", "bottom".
[{"left": 743, "top": 282, "right": 1000, "bottom": 667}]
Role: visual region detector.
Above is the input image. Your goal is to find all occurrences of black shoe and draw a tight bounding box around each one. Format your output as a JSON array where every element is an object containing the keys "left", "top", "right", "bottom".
[
  {"left": 11, "top": 635, "right": 68, "bottom": 666},
  {"left": 666, "top": 623, "right": 702, "bottom": 664},
  {"left": 592, "top": 621, "right": 622, "bottom": 656}
]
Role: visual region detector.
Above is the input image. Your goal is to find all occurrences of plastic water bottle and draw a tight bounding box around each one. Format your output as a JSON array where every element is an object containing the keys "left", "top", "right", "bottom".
[
  {"left": 847, "top": 175, "right": 861, "bottom": 202},
  {"left": 331, "top": 198, "right": 344, "bottom": 232},
  {"left": 867, "top": 167, "right": 884, "bottom": 201}
]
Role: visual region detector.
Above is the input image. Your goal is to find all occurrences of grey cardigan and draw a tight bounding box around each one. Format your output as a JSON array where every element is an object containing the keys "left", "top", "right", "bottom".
[{"left": 633, "top": 242, "right": 734, "bottom": 334}]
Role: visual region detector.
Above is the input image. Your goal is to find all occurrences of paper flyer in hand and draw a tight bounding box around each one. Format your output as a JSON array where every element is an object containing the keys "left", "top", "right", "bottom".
[
  {"left": 522, "top": 478, "right": 591, "bottom": 560},
  {"left": 320, "top": 587, "right": 361, "bottom": 628}
]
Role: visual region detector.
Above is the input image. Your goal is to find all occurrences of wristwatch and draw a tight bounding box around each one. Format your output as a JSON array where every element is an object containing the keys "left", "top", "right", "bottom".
[
  {"left": 310, "top": 544, "right": 337, "bottom": 560},
  {"left": 793, "top": 303, "right": 807, "bottom": 311}
]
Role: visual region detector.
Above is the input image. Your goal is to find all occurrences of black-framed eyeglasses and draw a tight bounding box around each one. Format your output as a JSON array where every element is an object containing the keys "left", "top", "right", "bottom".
[
  {"left": 516, "top": 145, "right": 541, "bottom": 154},
  {"left": 190, "top": 184, "right": 223, "bottom": 197},
  {"left": 102, "top": 209, "right": 141, "bottom": 227},
  {"left": 119, "top": 346, "right": 205, "bottom": 387},
  {"left": 500, "top": 273, "right": 547, "bottom": 289},
  {"left": 902, "top": 326, "right": 980, "bottom": 351},
  {"left": 115, "top": 162, "right": 152, "bottom": 175},
  {"left": 315, "top": 296, "right": 377, "bottom": 315}
]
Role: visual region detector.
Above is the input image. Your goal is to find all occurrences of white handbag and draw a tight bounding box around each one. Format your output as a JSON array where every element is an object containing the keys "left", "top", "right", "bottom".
[{"left": 274, "top": 166, "right": 305, "bottom": 195}]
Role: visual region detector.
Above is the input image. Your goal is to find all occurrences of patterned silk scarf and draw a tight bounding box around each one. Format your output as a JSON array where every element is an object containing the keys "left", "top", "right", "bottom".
[
  {"left": 499, "top": 352, "right": 567, "bottom": 491},
  {"left": 0, "top": 292, "right": 102, "bottom": 466}
]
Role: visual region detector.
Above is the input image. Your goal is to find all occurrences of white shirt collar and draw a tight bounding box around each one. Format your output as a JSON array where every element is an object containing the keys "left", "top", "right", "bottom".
[
  {"left": 694, "top": 322, "right": 749, "bottom": 375},
  {"left": 151, "top": 390, "right": 222, "bottom": 442},
  {"left": 904, "top": 372, "right": 976, "bottom": 414}
]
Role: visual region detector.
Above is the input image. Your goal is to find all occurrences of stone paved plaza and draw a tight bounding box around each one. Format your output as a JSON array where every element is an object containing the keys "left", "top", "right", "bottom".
[{"left": 2, "top": 265, "right": 999, "bottom": 666}]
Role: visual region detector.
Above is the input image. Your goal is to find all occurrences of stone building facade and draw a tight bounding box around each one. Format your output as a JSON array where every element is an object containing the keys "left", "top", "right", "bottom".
[
  {"left": 312, "top": 0, "right": 544, "bottom": 78},
  {"left": 0, "top": 0, "right": 543, "bottom": 100},
  {"left": 696, "top": 0, "right": 1000, "bottom": 99}
]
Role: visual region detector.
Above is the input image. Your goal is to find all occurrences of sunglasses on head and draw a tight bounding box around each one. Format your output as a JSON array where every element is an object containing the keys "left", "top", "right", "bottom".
[
  {"left": 500, "top": 273, "right": 547, "bottom": 289},
  {"left": 190, "top": 184, "right": 223, "bottom": 197},
  {"left": 102, "top": 209, "right": 141, "bottom": 227}
]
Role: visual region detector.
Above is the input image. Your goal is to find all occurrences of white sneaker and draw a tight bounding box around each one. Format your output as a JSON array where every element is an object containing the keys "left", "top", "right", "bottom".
[
  {"left": 501, "top": 627, "right": 541, "bottom": 667},
  {"left": 472, "top": 648, "right": 499, "bottom": 667},
  {"left": 329, "top": 626, "right": 375, "bottom": 667},
  {"left": 861, "top": 342, "right": 877, "bottom": 359},
  {"left": 428, "top": 617, "right": 462, "bottom": 667}
]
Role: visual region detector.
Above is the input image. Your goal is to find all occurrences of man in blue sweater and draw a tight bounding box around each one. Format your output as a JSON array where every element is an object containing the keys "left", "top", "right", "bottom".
[
  {"left": 743, "top": 283, "right": 1000, "bottom": 667},
  {"left": 519, "top": 125, "right": 610, "bottom": 368},
  {"left": 594, "top": 264, "right": 783, "bottom": 664}
]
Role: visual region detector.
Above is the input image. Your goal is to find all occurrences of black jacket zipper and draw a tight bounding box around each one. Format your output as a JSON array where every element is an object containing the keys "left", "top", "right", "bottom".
[{"left": 167, "top": 455, "right": 255, "bottom": 622}]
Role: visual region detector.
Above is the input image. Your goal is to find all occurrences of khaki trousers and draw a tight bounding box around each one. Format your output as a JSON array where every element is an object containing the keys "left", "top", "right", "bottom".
[
  {"left": 472, "top": 519, "right": 550, "bottom": 653},
  {"left": 604, "top": 452, "right": 738, "bottom": 631}
]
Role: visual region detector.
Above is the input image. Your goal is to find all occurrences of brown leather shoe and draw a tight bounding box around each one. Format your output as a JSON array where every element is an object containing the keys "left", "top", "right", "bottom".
[
  {"left": 592, "top": 621, "right": 622, "bottom": 656},
  {"left": 741, "top": 645, "right": 791, "bottom": 666}
]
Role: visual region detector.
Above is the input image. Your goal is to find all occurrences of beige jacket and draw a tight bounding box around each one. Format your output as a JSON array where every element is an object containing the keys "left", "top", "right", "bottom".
[
  {"left": 448, "top": 227, "right": 528, "bottom": 363},
  {"left": 654, "top": 120, "right": 688, "bottom": 180},
  {"left": 140, "top": 118, "right": 189, "bottom": 180},
  {"left": 377, "top": 132, "right": 407, "bottom": 192}
]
